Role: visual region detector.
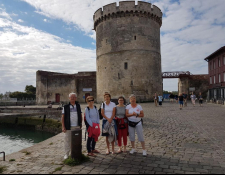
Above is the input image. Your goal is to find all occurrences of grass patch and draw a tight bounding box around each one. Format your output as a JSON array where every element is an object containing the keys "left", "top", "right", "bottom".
[
  {"left": 9, "top": 159, "right": 16, "bottom": 162},
  {"left": 49, "top": 142, "right": 53, "bottom": 145},
  {"left": 63, "top": 154, "right": 90, "bottom": 167},
  {"left": 22, "top": 151, "right": 31, "bottom": 155},
  {"left": 55, "top": 167, "right": 62, "bottom": 172},
  {"left": 0, "top": 166, "right": 6, "bottom": 174}
]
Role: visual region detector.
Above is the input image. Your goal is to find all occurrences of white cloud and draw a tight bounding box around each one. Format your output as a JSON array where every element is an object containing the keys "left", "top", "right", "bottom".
[
  {"left": 1, "top": 0, "right": 225, "bottom": 92},
  {"left": 0, "top": 8, "right": 96, "bottom": 93},
  {"left": 43, "top": 18, "right": 51, "bottom": 23},
  {"left": 18, "top": 19, "right": 24, "bottom": 23}
]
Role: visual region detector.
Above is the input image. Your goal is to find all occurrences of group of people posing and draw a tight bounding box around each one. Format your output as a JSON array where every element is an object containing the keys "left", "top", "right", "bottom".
[{"left": 61, "top": 93, "right": 147, "bottom": 160}]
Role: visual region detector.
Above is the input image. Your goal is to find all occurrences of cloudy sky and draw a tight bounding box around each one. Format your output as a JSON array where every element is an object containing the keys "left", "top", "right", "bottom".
[{"left": 0, "top": 0, "right": 224, "bottom": 94}]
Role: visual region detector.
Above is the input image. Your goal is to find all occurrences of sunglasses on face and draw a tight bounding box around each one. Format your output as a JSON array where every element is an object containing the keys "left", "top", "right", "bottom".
[{"left": 88, "top": 100, "right": 94, "bottom": 102}]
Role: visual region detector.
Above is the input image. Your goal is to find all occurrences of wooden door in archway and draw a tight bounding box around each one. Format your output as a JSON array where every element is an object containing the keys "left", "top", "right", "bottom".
[{"left": 56, "top": 94, "right": 60, "bottom": 103}]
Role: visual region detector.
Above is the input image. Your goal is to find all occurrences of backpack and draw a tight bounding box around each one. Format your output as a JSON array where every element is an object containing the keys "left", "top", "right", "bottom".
[{"left": 98, "top": 103, "right": 105, "bottom": 120}]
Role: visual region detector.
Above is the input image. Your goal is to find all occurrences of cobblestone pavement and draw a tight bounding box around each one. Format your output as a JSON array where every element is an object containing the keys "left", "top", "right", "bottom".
[{"left": 1, "top": 102, "right": 225, "bottom": 174}]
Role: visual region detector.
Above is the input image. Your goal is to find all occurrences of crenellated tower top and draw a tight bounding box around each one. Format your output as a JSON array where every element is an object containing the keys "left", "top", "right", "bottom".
[{"left": 93, "top": 1, "right": 163, "bottom": 30}]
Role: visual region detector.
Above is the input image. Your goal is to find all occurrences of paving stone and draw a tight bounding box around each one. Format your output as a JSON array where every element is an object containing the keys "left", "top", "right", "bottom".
[{"left": 3, "top": 103, "right": 225, "bottom": 174}]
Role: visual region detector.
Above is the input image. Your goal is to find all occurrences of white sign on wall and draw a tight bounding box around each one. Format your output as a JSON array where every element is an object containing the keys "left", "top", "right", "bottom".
[
  {"left": 83, "top": 88, "right": 92, "bottom": 92},
  {"left": 189, "top": 87, "right": 196, "bottom": 92}
]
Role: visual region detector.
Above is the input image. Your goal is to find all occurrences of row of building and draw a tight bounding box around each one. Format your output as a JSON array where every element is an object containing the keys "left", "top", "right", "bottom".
[
  {"left": 35, "top": 46, "right": 225, "bottom": 105},
  {"left": 205, "top": 46, "right": 225, "bottom": 101}
]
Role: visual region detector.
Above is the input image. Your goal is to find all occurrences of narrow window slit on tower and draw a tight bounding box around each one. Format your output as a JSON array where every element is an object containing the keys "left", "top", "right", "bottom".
[
  {"left": 118, "top": 73, "right": 120, "bottom": 79},
  {"left": 124, "top": 62, "right": 128, "bottom": 70},
  {"left": 134, "top": 36, "right": 136, "bottom": 40}
]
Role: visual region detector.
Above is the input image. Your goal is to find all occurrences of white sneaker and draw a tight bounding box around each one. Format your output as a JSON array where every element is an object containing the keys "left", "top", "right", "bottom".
[
  {"left": 130, "top": 149, "right": 136, "bottom": 154},
  {"left": 64, "top": 155, "right": 69, "bottom": 160},
  {"left": 143, "top": 150, "right": 147, "bottom": 157}
]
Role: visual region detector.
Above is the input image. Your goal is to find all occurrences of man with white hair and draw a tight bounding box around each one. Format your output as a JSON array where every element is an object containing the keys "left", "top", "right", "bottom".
[{"left": 62, "top": 93, "right": 82, "bottom": 160}]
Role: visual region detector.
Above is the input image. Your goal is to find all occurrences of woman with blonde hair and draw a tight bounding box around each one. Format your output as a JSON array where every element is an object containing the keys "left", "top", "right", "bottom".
[{"left": 126, "top": 94, "right": 147, "bottom": 157}]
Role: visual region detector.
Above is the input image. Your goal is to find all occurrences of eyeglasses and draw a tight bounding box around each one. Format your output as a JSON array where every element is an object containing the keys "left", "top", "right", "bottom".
[
  {"left": 118, "top": 100, "right": 124, "bottom": 101},
  {"left": 88, "top": 100, "right": 94, "bottom": 102}
]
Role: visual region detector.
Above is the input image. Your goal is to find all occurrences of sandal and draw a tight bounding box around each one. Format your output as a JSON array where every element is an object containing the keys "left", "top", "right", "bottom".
[
  {"left": 92, "top": 150, "right": 100, "bottom": 154},
  {"left": 117, "top": 150, "right": 123, "bottom": 154},
  {"left": 87, "top": 153, "right": 97, "bottom": 157},
  {"left": 106, "top": 151, "right": 110, "bottom": 155}
]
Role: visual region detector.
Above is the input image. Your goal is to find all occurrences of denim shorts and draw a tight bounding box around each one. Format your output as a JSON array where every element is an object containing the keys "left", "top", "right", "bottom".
[{"left": 179, "top": 101, "right": 184, "bottom": 105}]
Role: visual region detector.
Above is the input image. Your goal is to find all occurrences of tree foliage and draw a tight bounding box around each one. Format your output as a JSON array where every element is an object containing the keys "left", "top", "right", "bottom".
[{"left": 9, "top": 85, "right": 36, "bottom": 100}]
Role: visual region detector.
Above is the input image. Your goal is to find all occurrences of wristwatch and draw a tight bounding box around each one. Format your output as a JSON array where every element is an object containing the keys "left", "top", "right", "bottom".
[{"left": 136, "top": 114, "right": 139, "bottom": 118}]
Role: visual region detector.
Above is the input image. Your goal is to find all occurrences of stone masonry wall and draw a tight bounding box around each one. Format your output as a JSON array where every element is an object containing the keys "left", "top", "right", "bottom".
[{"left": 94, "top": 1, "right": 163, "bottom": 102}]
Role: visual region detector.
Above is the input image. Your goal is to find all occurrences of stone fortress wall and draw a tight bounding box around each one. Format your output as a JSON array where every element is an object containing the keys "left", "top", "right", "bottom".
[
  {"left": 94, "top": 1, "right": 163, "bottom": 103},
  {"left": 36, "top": 71, "right": 96, "bottom": 105}
]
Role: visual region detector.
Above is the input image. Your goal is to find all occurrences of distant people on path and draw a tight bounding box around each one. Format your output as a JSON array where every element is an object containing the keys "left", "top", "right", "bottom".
[
  {"left": 178, "top": 93, "right": 184, "bottom": 110},
  {"left": 158, "top": 94, "right": 163, "bottom": 106},
  {"left": 126, "top": 95, "right": 147, "bottom": 157},
  {"left": 169, "top": 94, "right": 174, "bottom": 103},
  {"left": 190, "top": 92, "right": 197, "bottom": 107},
  {"left": 198, "top": 92, "right": 204, "bottom": 107},
  {"left": 101, "top": 93, "right": 118, "bottom": 155},
  {"left": 62, "top": 93, "right": 82, "bottom": 160},
  {"left": 85, "top": 96, "right": 100, "bottom": 157},
  {"left": 183, "top": 92, "right": 188, "bottom": 107},
  {"left": 175, "top": 95, "right": 178, "bottom": 103},
  {"left": 115, "top": 96, "right": 128, "bottom": 153},
  {"left": 154, "top": 93, "right": 158, "bottom": 107}
]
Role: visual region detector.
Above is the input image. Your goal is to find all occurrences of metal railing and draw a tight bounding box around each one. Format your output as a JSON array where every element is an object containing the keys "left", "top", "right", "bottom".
[{"left": 0, "top": 152, "right": 5, "bottom": 161}]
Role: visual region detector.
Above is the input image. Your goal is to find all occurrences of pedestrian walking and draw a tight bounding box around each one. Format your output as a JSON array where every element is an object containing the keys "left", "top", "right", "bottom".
[
  {"left": 101, "top": 93, "right": 118, "bottom": 155},
  {"left": 169, "top": 94, "right": 174, "bottom": 103},
  {"left": 154, "top": 93, "right": 158, "bottom": 107},
  {"left": 126, "top": 94, "right": 147, "bottom": 157},
  {"left": 115, "top": 96, "right": 128, "bottom": 153},
  {"left": 199, "top": 92, "right": 204, "bottom": 107},
  {"left": 61, "top": 93, "right": 82, "bottom": 160},
  {"left": 85, "top": 96, "right": 100, "bottom": 157},
  {"left": 183, "top": 92, "right": 188, "bottom": 107},
  {"left": 178, "top": 93, "right": 184, "bottom": 110},
  {"left": 190, "top": 92, "right": 196, "bottom": 107},
  {"left": 158, "top": 94, "right": 163, "bottom": 106}
]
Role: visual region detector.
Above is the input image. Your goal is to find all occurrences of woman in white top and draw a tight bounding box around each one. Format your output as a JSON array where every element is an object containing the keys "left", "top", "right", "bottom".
[
  {"left": 190, "top": 92, "right": 196, "bottom": 107},
  {"left": 126, "top": 94, "right": 147, "bottom": 157},
  {"left": 101, "top": 93, "right": 117, "bottom": 155}
]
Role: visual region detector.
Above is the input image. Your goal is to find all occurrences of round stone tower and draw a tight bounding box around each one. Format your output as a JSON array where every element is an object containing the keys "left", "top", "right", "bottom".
[{"left": 94, "top": 1, "right": 163, "bottom": 102}]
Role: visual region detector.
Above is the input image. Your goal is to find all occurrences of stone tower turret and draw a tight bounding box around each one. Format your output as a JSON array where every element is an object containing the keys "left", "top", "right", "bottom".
[{"left": 94, "top": 1, "right": 163, "bottom": 102}]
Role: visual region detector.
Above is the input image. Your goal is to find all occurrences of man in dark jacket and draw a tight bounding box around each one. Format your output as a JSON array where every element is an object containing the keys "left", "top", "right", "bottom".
[{"left": 62, "top": 93, "right": 82, "bottom": 160}]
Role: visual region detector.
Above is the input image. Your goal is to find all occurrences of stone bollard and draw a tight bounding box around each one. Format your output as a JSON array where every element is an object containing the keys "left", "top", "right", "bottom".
[{"left": 71, "top": 129, "right": 82, "bottom": 160}]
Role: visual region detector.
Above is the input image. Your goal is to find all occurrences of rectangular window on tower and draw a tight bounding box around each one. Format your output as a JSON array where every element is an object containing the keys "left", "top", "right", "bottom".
[{"left": 124, "top": 62, "right": 128, "bottom": 70}]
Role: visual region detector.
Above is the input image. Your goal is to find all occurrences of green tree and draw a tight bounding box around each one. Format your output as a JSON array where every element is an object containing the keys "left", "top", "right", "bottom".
[
  {"left": 0, "top": 93, "right": 3, "bottom": 100},
  {"left": 9, "top": 85, "right": 36, "bottom": 100},
  {"left": 25, "top": 85, "right": 36, "bottom": 95}
]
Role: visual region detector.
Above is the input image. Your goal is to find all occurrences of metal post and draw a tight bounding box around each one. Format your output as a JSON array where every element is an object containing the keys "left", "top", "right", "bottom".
[
  {"left": 71, "top": 129, "right": 82, "bottom": 160},
  {"left": 0, "top": 152, "right": 5, "bottom": 161}
]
